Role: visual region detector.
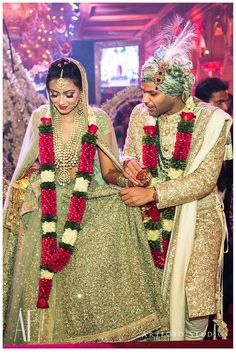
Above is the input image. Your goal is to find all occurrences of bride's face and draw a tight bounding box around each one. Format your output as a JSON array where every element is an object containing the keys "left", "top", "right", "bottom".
[{"left": 48, "top": 78, "right": 80, "bottom": 115}]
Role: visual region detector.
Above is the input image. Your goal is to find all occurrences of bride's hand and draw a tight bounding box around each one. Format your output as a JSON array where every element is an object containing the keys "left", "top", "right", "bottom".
[{"left": 123, "top": 159, "right": 144, "bottom": 186}]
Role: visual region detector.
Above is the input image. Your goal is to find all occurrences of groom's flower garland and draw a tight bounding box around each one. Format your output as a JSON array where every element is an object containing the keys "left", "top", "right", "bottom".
[
  {"left": 37, "top": 110, "right": 98, "bottom": 308},
  {"left": 141, "top": 112, "right": 196, "bottom": 269}
]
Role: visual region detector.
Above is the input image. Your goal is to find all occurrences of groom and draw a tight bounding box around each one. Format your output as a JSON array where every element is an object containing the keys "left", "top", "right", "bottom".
[{"left": 120, "top": 17, "right": 232, "bottom": 341}]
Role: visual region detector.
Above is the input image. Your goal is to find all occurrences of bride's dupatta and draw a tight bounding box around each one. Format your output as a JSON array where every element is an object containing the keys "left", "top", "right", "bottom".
[{"left": 3, "top": 56, "right": 122, "bottom": 326}]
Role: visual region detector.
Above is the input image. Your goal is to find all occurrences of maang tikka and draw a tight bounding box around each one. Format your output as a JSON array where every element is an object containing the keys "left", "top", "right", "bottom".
[{"left": 56, "top": 67, "right": 66, "bottom": 90}]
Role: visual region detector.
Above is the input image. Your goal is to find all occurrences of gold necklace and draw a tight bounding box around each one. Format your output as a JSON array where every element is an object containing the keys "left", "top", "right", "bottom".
[{"left": 53, "top": 105, "right": 86, "bottom": 185}]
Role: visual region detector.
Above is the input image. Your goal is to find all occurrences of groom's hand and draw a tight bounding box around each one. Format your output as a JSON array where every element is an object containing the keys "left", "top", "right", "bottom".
[{"left": 119, "top": 186, "right": 154, "bottom": 206}]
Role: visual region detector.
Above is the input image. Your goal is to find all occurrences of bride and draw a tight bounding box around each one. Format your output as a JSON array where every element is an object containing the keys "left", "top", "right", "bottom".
[{"left": 3, "top": 57, "right": 166, "bottom": 344}]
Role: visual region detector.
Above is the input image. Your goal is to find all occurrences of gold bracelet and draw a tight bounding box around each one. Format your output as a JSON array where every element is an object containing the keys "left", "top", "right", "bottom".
[
  {"left": 117, "top": 174, "right": 129, "bottom": 187},
  {"left": 152, "top": 187, "right": 158, "bottom": 202}
]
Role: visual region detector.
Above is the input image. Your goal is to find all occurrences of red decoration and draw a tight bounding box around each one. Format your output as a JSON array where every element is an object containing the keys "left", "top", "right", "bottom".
[
  {"left": 151, "top": 238, "right": 170, "bottom": 268},
  {"left": 78, "top": 143, "right": 96, "bottom": 173},
  {"left": 173, "top": 132, "right": 192, "bottom": 160},
  {"left": 143, "top": 125, "right": 158, "bottom": 137},
  {"left": 151, "top": 249, "right": 167, "bottom": 269},
  {"left": 36, "top": 278, "right": 53, "bottom": 308},
  {"left": 136, "top": 168, "right": 152, "bottom": 187},
  {"left": 142, "top": 145, "right": 157, "bottom": 168},
  {"left": 39, "top": 134, "right": 55, "bottom": 165},
  {"left": 47, "top": 248, "right": 73, "bottom": 273},
  {"left": 180, "top": 112, "right": 196, "bottom": 122},
  {"left": 41, "top": 237, "right": 57, "bottom": 264},
  {"left": 145, "top": 201, "right": 161, "bottom": 222},
  {"left": 41, "top": 189, "right": 57, "bottom": 216},
  {"left": 68, "top": 196, "right": 86, "bottom": 223},
  {"left": 88, "top": 124, "right": 98, "bottom": 134},
  {"left": 41, "top": 117, "right": 52, "bottom": 125}
]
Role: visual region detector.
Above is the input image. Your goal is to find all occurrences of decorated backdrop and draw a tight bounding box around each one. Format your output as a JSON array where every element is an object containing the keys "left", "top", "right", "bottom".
[{"left": 3, "top": 34, "right": 46, "bottom": 181}]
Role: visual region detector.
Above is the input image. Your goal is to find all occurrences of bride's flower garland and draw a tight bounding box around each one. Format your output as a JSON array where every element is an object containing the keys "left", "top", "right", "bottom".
[
  {"left": 142, "top": 111, "right": 196, "bottom": 269},
  {"left": 37, "top": 110, "right": 98, "bottom": 308}
]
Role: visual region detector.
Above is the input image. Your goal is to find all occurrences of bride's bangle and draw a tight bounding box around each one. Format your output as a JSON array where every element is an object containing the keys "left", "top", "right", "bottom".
[{"left": 117, "top": 174, "right": 129, "bottom": 187}]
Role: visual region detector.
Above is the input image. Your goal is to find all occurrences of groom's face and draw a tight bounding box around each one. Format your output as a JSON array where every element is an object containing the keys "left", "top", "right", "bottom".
[{"left": 141, "top": 82, "right": 176, "bottom": 117}]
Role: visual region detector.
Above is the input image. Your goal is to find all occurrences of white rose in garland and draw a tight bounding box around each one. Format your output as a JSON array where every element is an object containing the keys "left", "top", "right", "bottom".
[
  {"left": 74, "top": 177, "right": 89, "bottom": 192},
  {"left": 147, "top": 229, "right": 161, "bottom": 241},
  {"left": 42, "top": 221, "right": 56, "bottom": 234},
  {"left": 41, "top": 270, "right": 54, "bottom": 279},
  {"left": 62, "top": 228, "right": 78, "bottom": 245},
  {"left": 41, "top": 170, "right": 55, "bottom": 183},
  {"left": 162, "top": 219, "right": 174, "bottom": 232}
]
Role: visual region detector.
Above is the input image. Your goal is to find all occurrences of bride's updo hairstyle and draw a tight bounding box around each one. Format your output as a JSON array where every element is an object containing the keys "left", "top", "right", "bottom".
[{"left": 46, "top": 57, "right": 82, "bottom": 90}]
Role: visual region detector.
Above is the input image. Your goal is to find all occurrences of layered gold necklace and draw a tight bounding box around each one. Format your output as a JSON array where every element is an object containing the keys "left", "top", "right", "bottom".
[{"left": 53, "top": 105, "right": 86, "bottom": 185}]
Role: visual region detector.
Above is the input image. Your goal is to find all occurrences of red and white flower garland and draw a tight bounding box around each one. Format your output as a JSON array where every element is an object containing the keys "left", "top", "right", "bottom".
[
  {"left": 37, "top": 113, "right": 98, "bottom": 308},
  {"left": 142, "top": 112, "right": 196, "bottom": 269}
]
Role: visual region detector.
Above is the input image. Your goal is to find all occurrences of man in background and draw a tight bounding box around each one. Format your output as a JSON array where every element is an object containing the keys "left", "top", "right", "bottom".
[
  {"left": 195, "top": 78, "right": 230, "bottom": 112},
  {"left": 195, "top": 77, "right": 233, "bottom": 320}
]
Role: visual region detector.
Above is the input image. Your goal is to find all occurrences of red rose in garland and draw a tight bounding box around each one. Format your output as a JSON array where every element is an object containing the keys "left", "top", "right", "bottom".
[
  {"left": 41, "top": 189, "right": 57, "bottom": 216},
  {"left": 88, "top": 124, "right": 98, "bottom": 134},
  {"left": 145, "top": 202, "right": 161, "bottom": 221},
  {"left": 143, "top": 125, "right": 158, "bottom": 137},
  {"left": 180, "top": 112, "right": 196, "bottom": 121},
  {"left": 41, "top": 117, "right": 52, "bottom": 125}
]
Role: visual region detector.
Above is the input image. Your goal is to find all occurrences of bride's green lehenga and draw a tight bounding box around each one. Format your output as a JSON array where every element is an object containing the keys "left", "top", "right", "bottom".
[{"left": 3, "top": 59, "right": 167, "bottom": 344}]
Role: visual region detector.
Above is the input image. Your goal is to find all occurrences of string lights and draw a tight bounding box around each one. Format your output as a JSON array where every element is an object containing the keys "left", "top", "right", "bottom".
[{"left": 3, "top": 3, "right": 80, "bottom": 70}]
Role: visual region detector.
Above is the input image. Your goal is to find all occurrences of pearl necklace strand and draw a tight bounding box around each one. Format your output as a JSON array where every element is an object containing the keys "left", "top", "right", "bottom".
[{"left": 53, "top": 105, "right": 85, "bottom": 185}]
